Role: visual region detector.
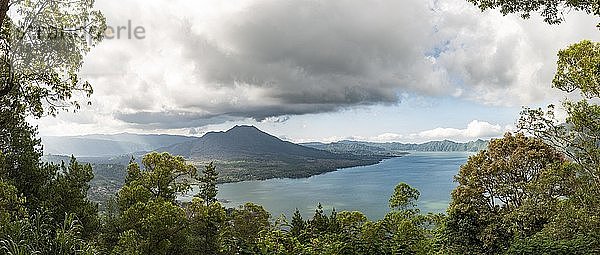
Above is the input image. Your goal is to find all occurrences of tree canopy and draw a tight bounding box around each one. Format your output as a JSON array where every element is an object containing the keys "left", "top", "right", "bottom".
[
  {"left": 0, "top": 0, "right": 105, "bottom": 117},
  {"left": 466, "top": 0, "right": 599, "bottom": 26},
  {"left": 441, "top": 133, "right": 572, "bottom": 254}
]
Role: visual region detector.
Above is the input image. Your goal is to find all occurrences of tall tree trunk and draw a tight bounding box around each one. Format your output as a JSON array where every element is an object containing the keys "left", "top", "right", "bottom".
[
  {"left": 0, "top": 0, "right": 10, "bottom": 97},
  {"left": 0, "top": 0, "right": 8, "bottom": 29}
]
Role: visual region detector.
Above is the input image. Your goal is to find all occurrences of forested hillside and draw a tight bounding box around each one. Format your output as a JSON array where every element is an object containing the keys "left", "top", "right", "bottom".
[{"left": 303, "top": 139, "right": 487, "bottom": 155}]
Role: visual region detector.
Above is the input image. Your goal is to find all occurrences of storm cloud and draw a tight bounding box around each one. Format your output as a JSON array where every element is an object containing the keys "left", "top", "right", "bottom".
[{"left": 74, "top": 0, "right": 599, "bottom": 130}]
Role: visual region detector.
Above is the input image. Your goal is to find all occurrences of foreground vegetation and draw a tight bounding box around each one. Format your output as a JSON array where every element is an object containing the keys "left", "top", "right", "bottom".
[
  {"left": 1, "top": 0, "right": 599, "bottom": 254},
  {"left": 6, "top": 130, "right": 600, "bottom": 254}
]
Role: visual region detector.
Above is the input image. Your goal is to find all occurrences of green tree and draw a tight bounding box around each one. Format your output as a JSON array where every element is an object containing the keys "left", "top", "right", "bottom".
[
  {"left": 0, "top": 180, "right": 27, "bottom": 232},
  {"left": 379, "top": 183, "right": 434, "bottom": 255},
  {"left": 43, "top": 157, "right": 99, "bottom": 238},
  {"left": 308, "top": 203, "right": 329, "bottom": 234},
  {"left": 0, "top": 105, "right": 50, "bottom": 210},
  {"left": 185, "top": 197, "right": 226, "bottom": 255},
  {"left": 0, "top": 0, "right": 104, "bottom": 253},
  {"left": 198, "top": 162, "right": 219, "bottom": 206},
  {"left": 1, "top": 0, "right": 105, "bottom": 117},
  {"left": 518, "top": 41, "right": 600, "bottom": 180},
  {"left": 222, "top": 202, "right": 271, "bottom": 254},
  {"left": 513, "top": 21, "right": 600, "bottom": 253},
  {"left": 255, "top": 225, "right": 302, "bottom": 255},
  {"left": 107, "top": 152, "right": 197, "bottom": 255},
  {"left": 119, "top": 152, "right": 197, "bottom": 206},
  {"left": 290, "top": 208, "right": 306, "bottom": 238},
  {"left": 519, "top": 79, "right": 600, "bottom": 185},
  {"left": 553, "top": 40, "right": 600, "bottom": 98},
  {"left": 115, "top": 200, "right": 187, "bottom": 255},
  {"left": 328, "top": 208, "right": 341, "bottom": 234},
  {"left": 0, "top": 111, "right": 99, "bottom": 239},
  {"left": 336, "top": 211, "right": 367, "bottom": 232},
  {"left": 467, "top": 0, "right": 600, "bottom": 252},
  {"left": 182, "top": 162, "right": 224, "bottom": 254},
  {"left": 440, "top": 133, "right": 570, "bottom": 254},
  {"left": 389, "top": 182, "right": 420, "bottom": 212},
  {"left": 327, "top": 210, "right": 369, "bottom": 254}
]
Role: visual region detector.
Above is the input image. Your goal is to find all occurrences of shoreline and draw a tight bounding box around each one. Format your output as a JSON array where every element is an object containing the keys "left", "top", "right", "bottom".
[{"left": 210, "top": 154, "right": 406, "bottom": 185}]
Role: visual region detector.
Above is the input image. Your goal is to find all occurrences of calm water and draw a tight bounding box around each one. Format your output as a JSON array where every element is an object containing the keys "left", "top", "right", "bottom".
[{"left": 185, "top": 152, "right": 471, "bottom": 220}]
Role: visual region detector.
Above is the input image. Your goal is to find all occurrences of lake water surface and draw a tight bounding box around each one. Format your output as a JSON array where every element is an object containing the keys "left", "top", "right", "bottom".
[{"left": 187, "top": 152, "right": 472, "bottom": 220}]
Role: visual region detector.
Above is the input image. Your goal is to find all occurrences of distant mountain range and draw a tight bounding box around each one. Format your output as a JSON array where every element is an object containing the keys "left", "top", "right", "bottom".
[
  {"left": 41, "top": 126, "right": 489, "bottom": 204},
  {"left": 41, "top": 126, "right": 489, "bottom": 182},
  {"left": 42, "top": 128, "right": 488, "bottom": 159},
  {"left": 301, "top": 139, "right": 488, "bottom": 155},
  {"left": 41, "top": 133, "right": 196, "bottom": 157},
  {"left": 43, "top": 126, "right": 387, "bottom": 187}
]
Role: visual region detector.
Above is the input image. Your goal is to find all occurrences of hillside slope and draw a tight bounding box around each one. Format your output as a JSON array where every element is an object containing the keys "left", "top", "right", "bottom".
[
  {"left": 302, "top": 139, "right": 488, "bottom": 155},
  {"left": 160, "top": 125, "right": 341, "bottom": 160},
  {"left": 157, "top": 126, "right": 383, "bottom": 182}
]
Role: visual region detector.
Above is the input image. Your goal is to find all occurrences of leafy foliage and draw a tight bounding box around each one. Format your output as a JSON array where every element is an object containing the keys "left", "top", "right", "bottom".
[
  {"left": 104, "top": 152, "right": 196, "bottom": 255},
  {"left": 553, "top": 40, "right": 600, "bottom": 97},
  {"left": 198, "top": 162, "right": 218, "bottom": 206},
  {"left": 185, "top": 198, "right": 226, "bottom": 254},
  {"left": 1, "top": 212, "right": 98, "bottom": 255},
  {"left": 389, "top": 182, "right": 420, "bottom": 211},
  {"left": 0, "top": 181, "right": 26, "bottom": 226},
  {"left": 0, "top": 0, "right": 106, "bottom": 117},
  {"left": 290, "top": 209, "right": 306, "bottom": 238},
  {"left": 466, "top": 0, "right": 599, "bottom": 26},
  {"left": 462, "top": 2, "right": 600, "bottom": 252},
  {"left": 440, "top": 133, "right": 571, "bottom": 254}
]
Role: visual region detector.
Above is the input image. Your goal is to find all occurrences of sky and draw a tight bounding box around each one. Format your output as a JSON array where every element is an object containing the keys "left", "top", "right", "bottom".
[{"left": 32, "top": 0, "right": 600, "bottom": 143}]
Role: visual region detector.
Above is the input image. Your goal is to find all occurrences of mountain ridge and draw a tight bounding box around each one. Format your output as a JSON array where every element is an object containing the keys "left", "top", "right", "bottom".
[
  {"left": 301, "top": 139, "right": 488, "bottom": 154},
  {"left": 42, "top": 126, "right": 489, "bottom": 159},
  {"left": 41, "top": 126, "right": 490, "bottom": 201},
  {"left": 157, "top": 125, "right": 342, "bottom": 160},
  {"left": 153, "top": 125, "right": 384, "bottom": 182}
]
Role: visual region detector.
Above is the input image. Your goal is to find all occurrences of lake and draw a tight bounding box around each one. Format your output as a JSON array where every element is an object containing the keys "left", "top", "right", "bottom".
[{"left": 186, "top": 152, "right": 472, "bottom": 220}]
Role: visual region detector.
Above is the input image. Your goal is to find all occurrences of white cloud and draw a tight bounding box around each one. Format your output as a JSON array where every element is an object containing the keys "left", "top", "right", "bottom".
[
  {"left": 30, "top": 0, "right": 600, "bottom": 136},
  {"left": 415, "top": 120, "right": 509, "bottom": 141},
  {"left": 372, "top": 133, "right": 404, "bottom": 142},
  {"left": 261, "top": 116, "right": 291, "bottom": 123},
  {"left": 291, "top": 120, "right": 509, "bottom": 143}
]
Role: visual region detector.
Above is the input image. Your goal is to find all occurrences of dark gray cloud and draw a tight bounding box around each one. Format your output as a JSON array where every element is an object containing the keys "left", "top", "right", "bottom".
[
  {"left": 66, "top": 0, "right": 599, "bottom": 130},
  {"left": 169, "top": 0, "right": 443, "bottom": 122},
  {"left": 115, "top": 111, "right": 242, "bottom": 129}
]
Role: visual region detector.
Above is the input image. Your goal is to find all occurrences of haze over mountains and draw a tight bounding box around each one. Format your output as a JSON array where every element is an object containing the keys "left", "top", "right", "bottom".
[
  {"left": 40, "top": 125, "right": 488, "bottom": 203},
  {"left": 42, "top": 125, "right": 489, "bottom": 182},
  {"left": 42, "top": 125, "right": 488, "bottom": 159},
  {"left": 42, "top": 133, "right": 195, "bottom": 157}
]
